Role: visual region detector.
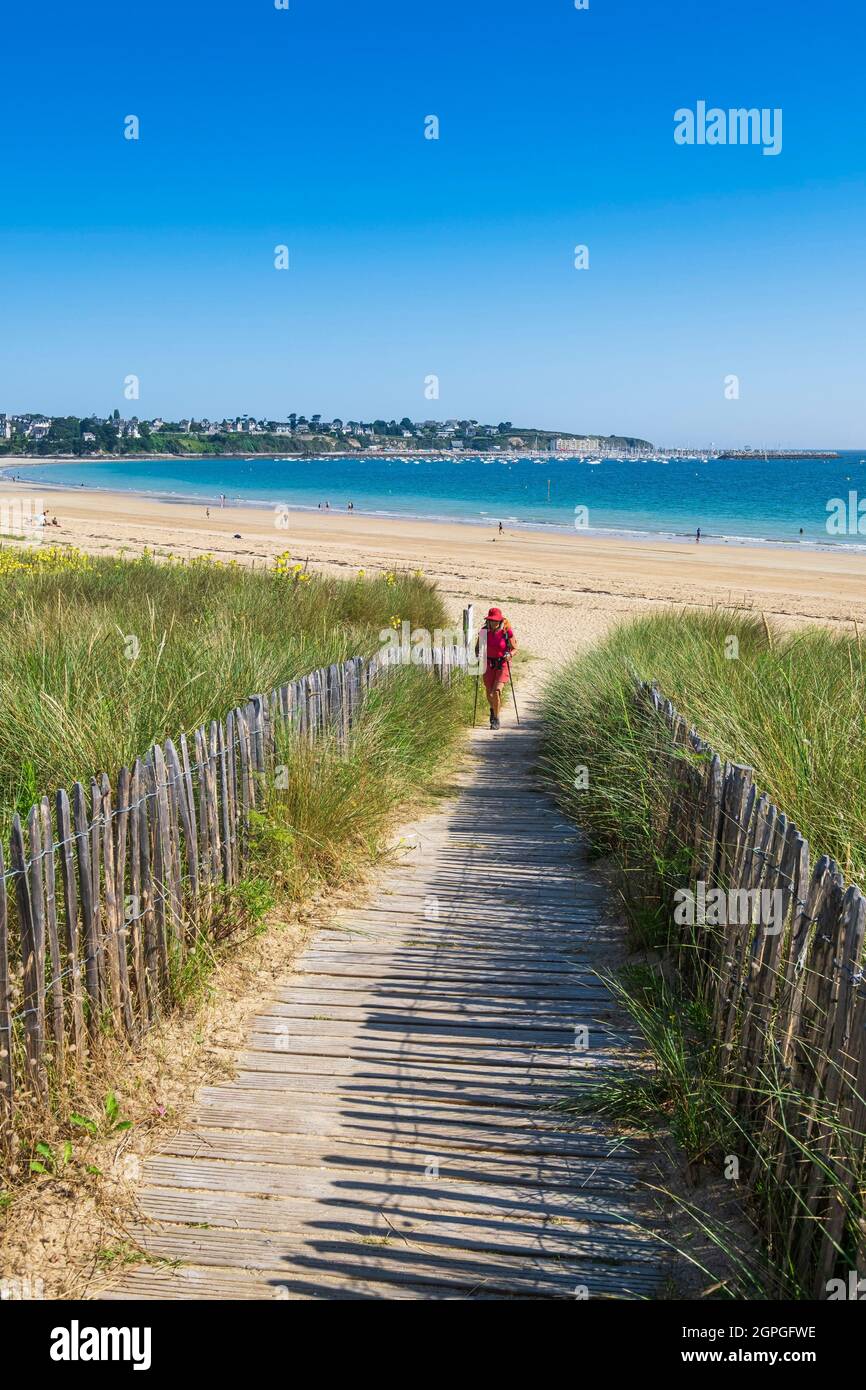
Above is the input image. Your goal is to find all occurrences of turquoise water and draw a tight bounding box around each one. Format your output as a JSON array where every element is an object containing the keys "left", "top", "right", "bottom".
[{"left": 6, "top": 452, "right": 866, "bottom": 547}]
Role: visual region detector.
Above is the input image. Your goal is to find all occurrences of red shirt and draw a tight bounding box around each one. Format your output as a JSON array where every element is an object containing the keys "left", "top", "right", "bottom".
[{"left": 484, "top": 623, "right": 514, "bottom": 662}]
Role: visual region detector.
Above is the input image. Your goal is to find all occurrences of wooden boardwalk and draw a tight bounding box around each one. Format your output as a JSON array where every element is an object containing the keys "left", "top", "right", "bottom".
[{"left": 106, "top": 689, "right": 666, "bottom": 1300}]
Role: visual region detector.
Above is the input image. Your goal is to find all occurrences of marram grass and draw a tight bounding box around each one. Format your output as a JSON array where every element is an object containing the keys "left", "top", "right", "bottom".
[
  {"left": 541, "top": 608, "right": 866, "bottom": 892},
  {"left": 541, "top": 609, "right": 866, "bottom": 1298},
  {"left": 0, "top": 544, "right": 448, "bottom": 829}
]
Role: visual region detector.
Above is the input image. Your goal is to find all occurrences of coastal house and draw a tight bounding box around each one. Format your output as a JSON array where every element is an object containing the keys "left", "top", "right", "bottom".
[
  {"left": 25, "top": 418, "right": 51, "bottom": 440},
  {"left": 0, "top": 415, "right": 11, "bottom": 440}
]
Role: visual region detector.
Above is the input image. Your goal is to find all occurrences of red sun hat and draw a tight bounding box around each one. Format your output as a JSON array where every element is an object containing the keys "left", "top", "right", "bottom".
[{"left": 486, "top": 606, "right": 504, "bottom": 621}]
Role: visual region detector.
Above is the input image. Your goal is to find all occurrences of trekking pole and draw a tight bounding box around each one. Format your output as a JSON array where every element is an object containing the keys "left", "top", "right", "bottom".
[
  {"left": 472, "top": 671, "right": 480, "bottom": 727},
  {"left": 506, "top": 657, "right": 520, "bottom": 725}
]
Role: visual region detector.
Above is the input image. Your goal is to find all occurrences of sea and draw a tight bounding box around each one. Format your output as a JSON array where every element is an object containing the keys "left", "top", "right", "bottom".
[{"left": 6, "top": 451, "right": 866, "bottom": 549}]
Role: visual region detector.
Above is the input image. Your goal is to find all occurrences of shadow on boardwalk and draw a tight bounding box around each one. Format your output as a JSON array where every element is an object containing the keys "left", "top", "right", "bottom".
[{"left": 105, "top": 687, "right": 668, "bottom": 1300}]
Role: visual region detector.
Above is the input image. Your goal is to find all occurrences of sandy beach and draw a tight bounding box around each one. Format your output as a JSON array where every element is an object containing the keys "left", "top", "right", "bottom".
[{"left": 1, "top": 477, "right": 863, "bottom": 668}]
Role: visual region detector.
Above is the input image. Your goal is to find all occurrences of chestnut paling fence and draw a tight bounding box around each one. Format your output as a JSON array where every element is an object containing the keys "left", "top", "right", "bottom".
[
  {"left": 0, "top": 641, "right": 468, "bottom": 1140},
  {"left": 638, "top": 680, "right": 866, "bottom": 1297}
]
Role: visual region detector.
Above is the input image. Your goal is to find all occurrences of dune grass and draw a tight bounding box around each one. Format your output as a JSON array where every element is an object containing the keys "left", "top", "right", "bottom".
[
  {"left": 0, "top": 545, "right": 473, "bottom": 1236},
  {"left": 0, "top": 544, "right": 449, "bottom": 828},
  {"left": 540, "top": 609, "right": 866, "bottom": 1298},
  {"left": 0, "top": 655, "right": 473, "bottom": 1292},
  {"left": 253, "top": 663, "right": 473, "bottom": 904},
  {"left": 541, "top": 609, "right": 866, "bottom": 904}
]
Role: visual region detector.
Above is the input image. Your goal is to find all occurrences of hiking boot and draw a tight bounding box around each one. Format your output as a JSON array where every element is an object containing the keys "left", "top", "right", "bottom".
[{"left": 491, "top": 714, "right": 500, "bottom": 731}]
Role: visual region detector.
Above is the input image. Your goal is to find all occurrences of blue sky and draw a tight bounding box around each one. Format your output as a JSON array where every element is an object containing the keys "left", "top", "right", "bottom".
[{"left": 1, "top": 0, "right": 864, "bottom": 446}]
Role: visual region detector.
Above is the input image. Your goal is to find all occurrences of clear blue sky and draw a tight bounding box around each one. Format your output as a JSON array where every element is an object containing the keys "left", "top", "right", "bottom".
[{"left": 1, "top": 0, "right": 864, "bottom": 446}]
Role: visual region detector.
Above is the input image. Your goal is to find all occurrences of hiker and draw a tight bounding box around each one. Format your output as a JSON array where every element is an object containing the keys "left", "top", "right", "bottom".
[{"left": 476, "top": 605, "right": 517, "bottom": 731}]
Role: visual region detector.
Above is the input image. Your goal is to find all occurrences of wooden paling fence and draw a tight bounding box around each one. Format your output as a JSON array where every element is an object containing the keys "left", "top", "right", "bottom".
[
  {"left": 0, "top": 641, "right": 468, "bottom": 1140},
  {"left": 638, "top": 680, "right": 866, "bottom": 1297}
]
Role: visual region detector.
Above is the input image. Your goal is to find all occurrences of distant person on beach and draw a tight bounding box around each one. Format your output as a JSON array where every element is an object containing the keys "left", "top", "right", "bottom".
[
  {"left": 498, "top": 521, "right": 503, "bottom": 534},
  {"left": 696, "top": 527, "right": 701, "bottom": 544},
  {"left": 206, "top": 507, "right": 210, "bottom": 519},
  {"left": 475, "top": 606, "right": 517, "bottom": 732}
]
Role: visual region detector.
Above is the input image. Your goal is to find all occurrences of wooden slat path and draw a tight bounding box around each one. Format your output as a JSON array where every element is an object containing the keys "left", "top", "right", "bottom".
[{"left": 105, "top": 690, "right": 667, "bottom": 1300}]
